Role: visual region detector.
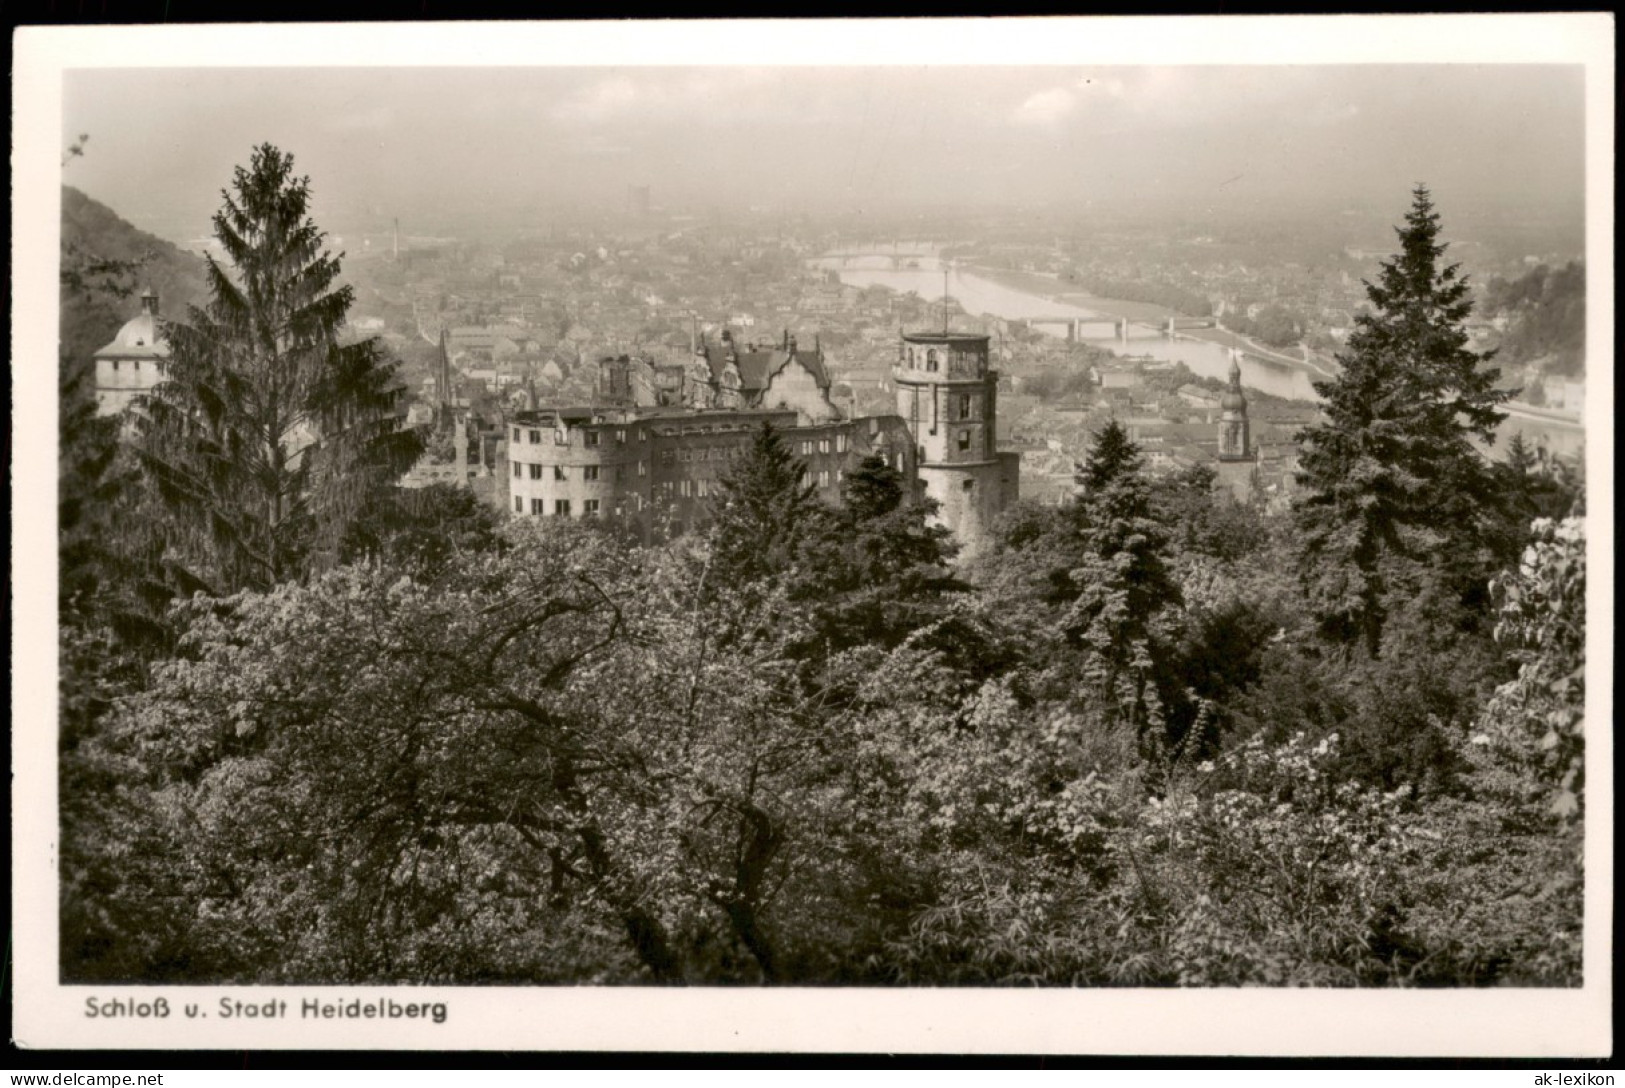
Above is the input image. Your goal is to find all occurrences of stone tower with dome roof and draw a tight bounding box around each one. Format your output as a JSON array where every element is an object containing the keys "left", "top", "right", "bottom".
[
  {"left": 1217, "top": 349, "right": 1251, "bottom": 461},
  {"left": 92, "top": 288, "right": 169, "bottom": 417},
  {"left": 1214, "top": 349, "right": 1257, "bottom": 501}
]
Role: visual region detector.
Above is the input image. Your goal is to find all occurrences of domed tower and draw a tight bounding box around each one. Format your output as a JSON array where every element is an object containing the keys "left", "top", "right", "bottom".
[
  {"left": 1217, "top": 350, "right": 1250, "bottom": 461},
  {"left": 92, "top": 288, "right": 168, "bottom": 417},
  {"left": 1215, "top": 350, "right": 1256, "bottom": 502},
  {"left": 894, "top": 330, "right": 1017, "bottom": 558}
]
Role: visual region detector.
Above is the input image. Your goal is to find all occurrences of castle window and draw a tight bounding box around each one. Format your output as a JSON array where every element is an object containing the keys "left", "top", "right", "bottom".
[
  {"left": 555, "top": 499, "right": 571, "bottom": 517},
  {"left": 836, "top": 434, "right": 848, "bottom": 453},
  {"left": 638, "top": 460, "right": 648, "bottom": 476},
  {"left": 615, "top": 429, "right": 626, "bottom": 443},
  {"left": 817, "top": 470, "right": 830, "bottom": 489},
  {"left": 583, "top": 499, "right": 600, "bottom": 515},
  {"left": 583, "top": 465, "right": 600, "bottom": 482},
  {"left": 531, "top": 498, "right": 544, "bottom": 515},
  {"left": 529, "top": 430, "right": 542, "bottom": 444},
  {"left": 112, "top": 361, "right": 120, "bottom": 372},
  {"left": 963, "top": 479, "right": 974, "bottom": 492},
  {"left": 530, "top": 464, "right": 543, "bottom": 480},
  {"left": 513, "top": 428, "right": 522, "bottom": 442},
  {"left": 697, "top": 478, "right": 710, "bottom": 498},
  {"left": 515, "top": 496, "right": 524, "bottom": 513},
  {"left": 513, "top": 462, "right": 522, "bottom": 478},
  {"left": 819, "top": 438, "right": 830, "bottom": 454},
  {"left": 926, "top": 350, "right": 939, "bottom": 373},
  {"left": 660, "top": 450, "right": 674, "bottom": 465},
  {"left": 554, "top": 465, "right": 567, "bottom": 481},
  {"left": 958, "top": 430, "right": 971, "bottom": 452},
  {"left": 585, "top": 431, "right": 600, "bottom": 447},
  {"left": 959, "top": 394, "right": 972, "bottom": 420}
]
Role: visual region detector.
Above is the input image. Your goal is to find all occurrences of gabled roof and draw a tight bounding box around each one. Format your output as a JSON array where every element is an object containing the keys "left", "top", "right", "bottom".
[{"left": 696, "top": 343, "right": 829, "bottom": 394}]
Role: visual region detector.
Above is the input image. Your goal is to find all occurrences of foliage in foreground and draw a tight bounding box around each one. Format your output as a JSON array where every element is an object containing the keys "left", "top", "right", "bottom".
[
  {"left": 62, "top": 506, "right": 1585, "bottom": 986},
  {"left": 59, "top": 171, "right": 1586, "bottom": 987}
]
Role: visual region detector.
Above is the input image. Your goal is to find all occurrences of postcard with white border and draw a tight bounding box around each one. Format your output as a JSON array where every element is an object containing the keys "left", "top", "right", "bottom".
[{"left": 11, "top": 14, "right": 1614, "bottom": 1055}]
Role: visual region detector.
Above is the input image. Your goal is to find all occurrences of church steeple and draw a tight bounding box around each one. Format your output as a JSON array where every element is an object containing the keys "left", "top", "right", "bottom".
[
  {"left": 1217, "top": 350, "right": 1250, "bottom": 462},
  {"left": 435, "top": 328, "right": 453, "bottom": 409}
]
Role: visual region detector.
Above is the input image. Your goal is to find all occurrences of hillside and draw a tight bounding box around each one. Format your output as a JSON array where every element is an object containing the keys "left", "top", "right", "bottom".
[
  {"left": 60, "top": 186, "right": 211, "bottom": 367},
  {"left": 1479, "top": 260, "right": 1585, "bottom": 379}
]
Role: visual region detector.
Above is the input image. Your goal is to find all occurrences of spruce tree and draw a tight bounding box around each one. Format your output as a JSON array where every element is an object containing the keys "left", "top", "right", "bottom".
[
  {"left": 707, "top": 420, "right": 822, "bottom": 585},
  {"left": 841, "top": 451, "right": 906, "bottom": 523},
  {"left": 136, "top": 144, "right": 421, "bottom": 593},
  {"left": 1294, "top": 185, "right": 1511, "bottom": 654},
  {"left": 1074, "top": 416, "right": 1143, "bottom": 494},
  {"left": 797, "top": 452, "right": 961, "bottom": 653},
  {"left": 1066, "top": 420, "right": 1180, "bottom": 732}
]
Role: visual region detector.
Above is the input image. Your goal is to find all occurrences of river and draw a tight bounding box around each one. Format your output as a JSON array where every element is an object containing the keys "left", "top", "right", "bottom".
[{"left": 814, "top": 256, "right": 1583, "bottom": 460}]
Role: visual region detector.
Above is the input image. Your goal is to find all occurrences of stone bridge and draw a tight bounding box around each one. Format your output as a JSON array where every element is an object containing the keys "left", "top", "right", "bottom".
[{"left": 1026, "top": 315, "right": 1217, "bottom": 342}]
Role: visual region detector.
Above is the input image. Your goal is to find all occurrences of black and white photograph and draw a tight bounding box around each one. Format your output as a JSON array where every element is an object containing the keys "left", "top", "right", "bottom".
[{"left": 10, "top": 16, "right": 1613, "bottom": 1056}]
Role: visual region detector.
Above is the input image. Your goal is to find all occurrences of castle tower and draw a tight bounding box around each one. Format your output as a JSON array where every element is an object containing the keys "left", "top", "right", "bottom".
[{"left": 894, "top": 331, "right": 1018, "bottom": 559}]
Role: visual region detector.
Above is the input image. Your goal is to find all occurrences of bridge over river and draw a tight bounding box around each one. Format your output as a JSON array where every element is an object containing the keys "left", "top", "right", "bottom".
[{"left": 1027, "top": 314, "right": 1218, "bottom": 342}]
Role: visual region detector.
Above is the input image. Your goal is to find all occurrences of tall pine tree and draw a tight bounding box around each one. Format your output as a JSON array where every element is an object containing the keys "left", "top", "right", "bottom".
[
  {"left": 1294, "top": 185, "right": 1510, "bottom": 654},
  {"left": 136, "top": 144, "right": 421, "bottom": 594},
  {"left": 706, "top": 420, "right": 823, "bottom": 586},
  {"left": 1065, "top": 420, "right": 1180, "bottom": 733}
]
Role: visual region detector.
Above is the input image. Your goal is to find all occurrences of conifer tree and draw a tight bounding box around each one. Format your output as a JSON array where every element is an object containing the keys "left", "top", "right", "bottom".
[
  {"left": 136, "top": 144, "right": 421, "bottom": 593},
  {"left": 1066, "top": 420, "right": 1180, "bottom": 732},
  {"left": 841, "top": 451, "right": 907, "bottom": 523},
  {"left": 795, "top": 452, "right": 962, "bottom": 653},
  {"left": 1074, "top": 416, "right": 1143, "bottom": 495},
  {"left": 1294, "top": 185, "right": 1511, "bottom": 654},
  {"left": 707, "top": 420, "right": 823, "bottom": 585}
]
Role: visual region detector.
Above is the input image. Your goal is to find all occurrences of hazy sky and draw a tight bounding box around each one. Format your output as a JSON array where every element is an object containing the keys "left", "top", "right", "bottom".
[{"left": 63, "top": 64, "right": 1585, "bottom": 237}]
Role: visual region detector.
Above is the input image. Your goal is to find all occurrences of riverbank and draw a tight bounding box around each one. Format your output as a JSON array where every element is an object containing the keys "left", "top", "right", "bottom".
[{"left": 967, "top": 264, "right": 1337, "bottom": 380}]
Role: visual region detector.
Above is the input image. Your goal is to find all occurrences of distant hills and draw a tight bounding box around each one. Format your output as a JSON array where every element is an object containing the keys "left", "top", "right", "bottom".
[
  {"left": 60, "top": 186, "right": 210, "bottom": 367},
  {"left": 1479, "top": 261, "right": 1585, "bottom": 380}
]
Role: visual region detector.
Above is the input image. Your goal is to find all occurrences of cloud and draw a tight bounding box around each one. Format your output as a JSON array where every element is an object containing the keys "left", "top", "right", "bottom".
[
  {"left": 1012, "top": 72, "right": 1131, "bottom": 126},
  {"left": 1075, "top": 74, "right": 1128, "bottom": 99},
  {"left": 1012, "top": 87, "right": 1077, "bottom": 126},
  {"left": 549, "top": 70, "right": 783, "bottom": 126}
]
